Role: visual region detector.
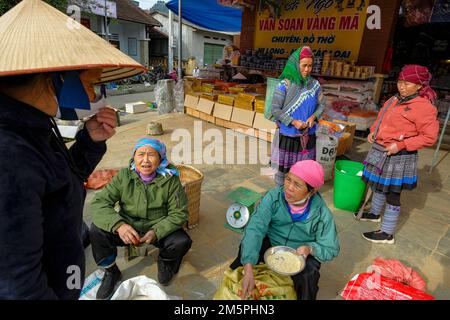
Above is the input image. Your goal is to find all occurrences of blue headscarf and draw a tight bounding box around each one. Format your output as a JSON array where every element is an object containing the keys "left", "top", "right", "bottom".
[{"left": 131, "top": 138, "right": 179, "bottom": 177}]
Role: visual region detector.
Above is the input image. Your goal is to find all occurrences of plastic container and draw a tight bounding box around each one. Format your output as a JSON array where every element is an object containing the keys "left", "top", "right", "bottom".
[
  {"left": 264, "top": 77, "right": 281, "bottom": 121},
  {"left": 333, "top": 160, "right": 366, "bottom": 212}
]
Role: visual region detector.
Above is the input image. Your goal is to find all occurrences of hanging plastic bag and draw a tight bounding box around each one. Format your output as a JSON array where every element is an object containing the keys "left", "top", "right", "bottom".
[
  {"left": 213, "top": 264, "right": 297, "bottom": 300},
  {"left": 264, "top": 77, "right": 282, "bottom": 121}
]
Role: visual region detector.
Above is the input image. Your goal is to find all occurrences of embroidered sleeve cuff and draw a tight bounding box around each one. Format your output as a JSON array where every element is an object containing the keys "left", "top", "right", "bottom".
[{"left": 281, "top": 115, "right": 294, "bottom": 126}]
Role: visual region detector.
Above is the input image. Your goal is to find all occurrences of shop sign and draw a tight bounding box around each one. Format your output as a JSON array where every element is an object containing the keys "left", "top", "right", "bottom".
[{"left": 254, "top": 0, "right": 369, "bottom": 60}]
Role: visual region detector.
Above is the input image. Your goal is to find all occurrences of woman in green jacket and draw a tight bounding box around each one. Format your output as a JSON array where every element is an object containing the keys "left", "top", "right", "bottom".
[
  {"left": 90, "top": 138, "right": 192, "bottom": 299},
  {"left": 230, "top": 160, "right": 339, "bottom": 300}
]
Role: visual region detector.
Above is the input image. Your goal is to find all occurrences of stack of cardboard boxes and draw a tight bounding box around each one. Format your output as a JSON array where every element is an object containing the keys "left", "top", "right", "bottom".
[{"left": 184, "top": 93, "right": 276, "bottom": 142}]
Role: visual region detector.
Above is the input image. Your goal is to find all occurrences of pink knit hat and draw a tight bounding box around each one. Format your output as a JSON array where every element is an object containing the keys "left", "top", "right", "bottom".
[{"left": 289, "top": 160, "right": 324, "bottom": 189}]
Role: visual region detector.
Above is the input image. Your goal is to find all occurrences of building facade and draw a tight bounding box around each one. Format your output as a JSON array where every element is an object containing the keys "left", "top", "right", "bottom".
[
  {"left": 75, "top": 0, "right": 160, "bottom": 67},
  {"left": 150, "top": 11, "right": 237, "bottom": 67}
]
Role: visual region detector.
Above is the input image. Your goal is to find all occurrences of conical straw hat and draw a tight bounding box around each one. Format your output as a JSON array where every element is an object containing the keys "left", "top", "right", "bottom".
[{"left": 0, "top": 0, "right": 145, "bottom": 83}]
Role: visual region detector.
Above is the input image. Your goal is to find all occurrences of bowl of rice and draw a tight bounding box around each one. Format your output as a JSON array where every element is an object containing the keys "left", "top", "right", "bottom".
[{"left": 264, "top": 246, "right": 306, "bottom": 276}]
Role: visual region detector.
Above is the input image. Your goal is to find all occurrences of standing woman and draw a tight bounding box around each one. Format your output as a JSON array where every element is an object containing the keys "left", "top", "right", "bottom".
[
  {"left": 0, "top": 0, "right": 145, "bottom": 299},
  {"left": 271, "top": 46, "right": 325, "bottom": 186},
  {"left": 358, "top": 65, "right": 439, "bottom": 244}
]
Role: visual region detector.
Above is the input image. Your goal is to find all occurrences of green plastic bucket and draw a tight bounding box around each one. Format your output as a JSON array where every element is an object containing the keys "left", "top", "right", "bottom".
[{"left": 333, "top": 160, "right": 366, "bottom": 212}]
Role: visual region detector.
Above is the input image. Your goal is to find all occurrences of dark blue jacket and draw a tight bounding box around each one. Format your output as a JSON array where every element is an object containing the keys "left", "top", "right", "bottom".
[{"left": 0, "top": 93, "right": 106, "bottom": 299}]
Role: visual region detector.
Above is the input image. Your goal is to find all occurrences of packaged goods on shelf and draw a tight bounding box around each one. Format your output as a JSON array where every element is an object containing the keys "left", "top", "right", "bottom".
[
  {"left": 234, "top": 99, "right": 254, "bottom": 111},
  {"left": 255, "top": 98, "right": 265, "bottom": 114},
  {"left": 237, "top": 92, "right": 261, "bottom": 103},
  {"left": 229, "top": 86, "right": 246, "bottom": 94},
  {"left": 200, "top": 93, "right": 218, "bottom": 102},
  {"left": 214, "top": 81, "right": 237, "bottom": 92},
  {"left": 218, "top": 94, "right": 236, "bottom": 106},
  {"left": 347, "top": 108, "right": 378, "bottom": 131}
]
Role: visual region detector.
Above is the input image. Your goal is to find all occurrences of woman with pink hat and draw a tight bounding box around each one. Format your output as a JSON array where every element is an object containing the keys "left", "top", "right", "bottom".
[{"left": 230, "top": 160, "right": 340, "bottom": 300}]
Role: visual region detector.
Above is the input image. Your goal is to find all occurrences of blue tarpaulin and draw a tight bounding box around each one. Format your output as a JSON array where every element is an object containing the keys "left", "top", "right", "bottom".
[{"left": 166, "top": 0, "right": 242, "bottom": 33}]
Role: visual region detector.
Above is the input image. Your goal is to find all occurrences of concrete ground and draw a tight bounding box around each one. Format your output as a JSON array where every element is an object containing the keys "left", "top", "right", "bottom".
[{"left": 82, "top": 109, "right": 450, "bottom": 300}]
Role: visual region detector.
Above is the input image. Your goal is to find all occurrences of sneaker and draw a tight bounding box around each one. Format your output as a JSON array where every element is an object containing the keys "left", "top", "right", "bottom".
[
  {"left": 362, "top": 230, "right": 395, "bottom": 244},
  {"left": 96, "top": 265, "right": 122, "bottom": 300},
  {"left": 354, "top": 210, "right": 381, "bottom": 222},
  {"left": 157, "top": 259, "right": 175, "bottom": 286}
]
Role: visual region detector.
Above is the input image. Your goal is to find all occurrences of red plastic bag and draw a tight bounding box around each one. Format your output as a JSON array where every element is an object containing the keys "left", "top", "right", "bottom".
[
  {"left": 340, "top": 273, "right": 434, "bottom": 300},
  {"left": 370, "top": 257, "right": 427, "bottom": 292},
  {"left": 85, "top": 169, "right": 119, "bottom": 190}
]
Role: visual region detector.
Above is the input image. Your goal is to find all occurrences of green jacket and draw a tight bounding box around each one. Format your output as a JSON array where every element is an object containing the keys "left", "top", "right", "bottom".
[
  {"left": 90, "top": 163, "right": 188, "bottom": 240},
  {"left": 241, "top": 186, "right": 340, "bottom": 265}
]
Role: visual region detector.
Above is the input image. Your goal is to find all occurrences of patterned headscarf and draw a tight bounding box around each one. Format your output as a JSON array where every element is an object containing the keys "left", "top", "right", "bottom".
[
  {"left": 131, "top": 138, "right": 179, "bottom": 177},
  {"left": 398, "top": 64, "right": 437, "bottom": 103},
  {"left": 279, "top": 46, "right": 314, "bottom": 86}
]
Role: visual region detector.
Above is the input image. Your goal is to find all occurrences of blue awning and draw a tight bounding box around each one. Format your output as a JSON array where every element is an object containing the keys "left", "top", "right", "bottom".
[{"left": 166, "top": 0, "right": 242, "bottom": 33}]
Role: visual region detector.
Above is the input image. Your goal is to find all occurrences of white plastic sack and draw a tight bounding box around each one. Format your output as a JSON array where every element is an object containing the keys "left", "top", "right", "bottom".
[
  {"left": 155, "top": 79, "right": 175, "bottom": 115},
  {"left": 79, "top": 271, "right": 180, "bottom": 300},
  {"left": 79, "top": 269, "right": 105, "bottom": 300},
  {"left": 316, "top": 134, "right": 338, "bottom": 181},
  {"left": 110, "top": 276, "right": 171, "bottom": 300},
  {"left": 173, "top": 80, "right": 185, "bottom": 113}
]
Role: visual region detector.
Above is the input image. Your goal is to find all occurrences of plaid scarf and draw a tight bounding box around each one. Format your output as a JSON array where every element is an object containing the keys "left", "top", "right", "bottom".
[{"left": 398, "top": 64, "right": 437, "bottom": 103}]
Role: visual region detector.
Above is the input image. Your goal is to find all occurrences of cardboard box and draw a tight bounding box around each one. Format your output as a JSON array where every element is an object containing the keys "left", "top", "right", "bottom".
[
  {"left": 332, "top": 119, "right": 356, "bottom": 152},
  {"left": 196, "top": 98, "right": 214, "bottom": 115},
  {"left": 215, "top": 118, "right": 235, "bottom": 129},
  {"left": 232, "top": 125, "right": 256, "bottom": 139},
  {"left": 213, "top": 103, "right": 233, "bottom": 121},
  {"left": 255, "top": 129, "right": 274, "bottom": 142},
  {"left": 337, "top": 132, "right": 351, "bottom": 156},
  {"left": 199, "top": 111, "right": 215, "bottom": 124},
  {"left": 125, "top": 101, "right": 147, "bottom": 114},
  {"left": 185, "top": 106, "right": 200, "bottom": 118},
  {"left": 253, "top": 113, "right": 277, "bottom": 131},
  {"left": 231, "top": 107, "right": 255, "bottom": 127},
  {"left": 184, "top": 94, "right": 199, "bottom": 109}
]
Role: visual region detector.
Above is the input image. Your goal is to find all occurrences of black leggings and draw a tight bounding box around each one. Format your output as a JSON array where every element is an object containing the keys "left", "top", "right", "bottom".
[
  {"left": 90, "top": 224, "right": 192, "bottom": 272},
  {"left": 386, "top": 191, "right": 401, "bottom": 206},
  {"left": 230, "top": 237, "right": 321, "bottom": 300}
]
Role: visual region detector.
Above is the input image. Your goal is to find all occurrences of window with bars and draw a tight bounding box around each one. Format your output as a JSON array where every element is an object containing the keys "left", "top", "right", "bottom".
[
  {"left": 203, "top": 43, "right": 224, "bottom": 66},
  {"left": 128, "top": 38, "right": 137, "bottom": 56}
]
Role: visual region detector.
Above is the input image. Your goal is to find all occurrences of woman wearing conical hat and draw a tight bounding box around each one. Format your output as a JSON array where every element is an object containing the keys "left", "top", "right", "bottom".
[{"left": 0, "top": 0, "right": 145, "bottom": 299}]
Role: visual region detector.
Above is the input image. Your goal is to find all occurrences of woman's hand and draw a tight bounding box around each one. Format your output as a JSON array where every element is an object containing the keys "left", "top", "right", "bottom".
[
  {"left": 305, "top": 115, "right": 316, "bottom": 128},
  {"left": 140, "top": 229, "right": 156, "bottom": 244},
  {"left": 291, "top": 120, "right": 307, "bottom": 130},
  {"left": 386, "top": 143, "right": 399, "bottom": 156},
  {"left": 117, "top": 224, "right": 141, "bottom": 245},
  {"left": 296, "top": 246, "right": 312, "bottom": 258},
  {"left": 85, "top": 107, "right": 117, "bottom": 142},
  {"left": 240, "top": 264, "right": 255, "bottom": 300},
  {"left": 367, "top": 132, "right": 375, "bottom": 144}
]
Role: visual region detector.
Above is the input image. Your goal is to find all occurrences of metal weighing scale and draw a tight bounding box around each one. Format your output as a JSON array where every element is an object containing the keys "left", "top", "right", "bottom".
[{"left": 224, "top": 187, "right": 262, "bottom": 233}]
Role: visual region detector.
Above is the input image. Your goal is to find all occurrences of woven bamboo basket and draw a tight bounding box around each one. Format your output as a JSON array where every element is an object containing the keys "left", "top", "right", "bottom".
[{"left": 176, "top": 164, "right": 204, "bottom": 229}]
